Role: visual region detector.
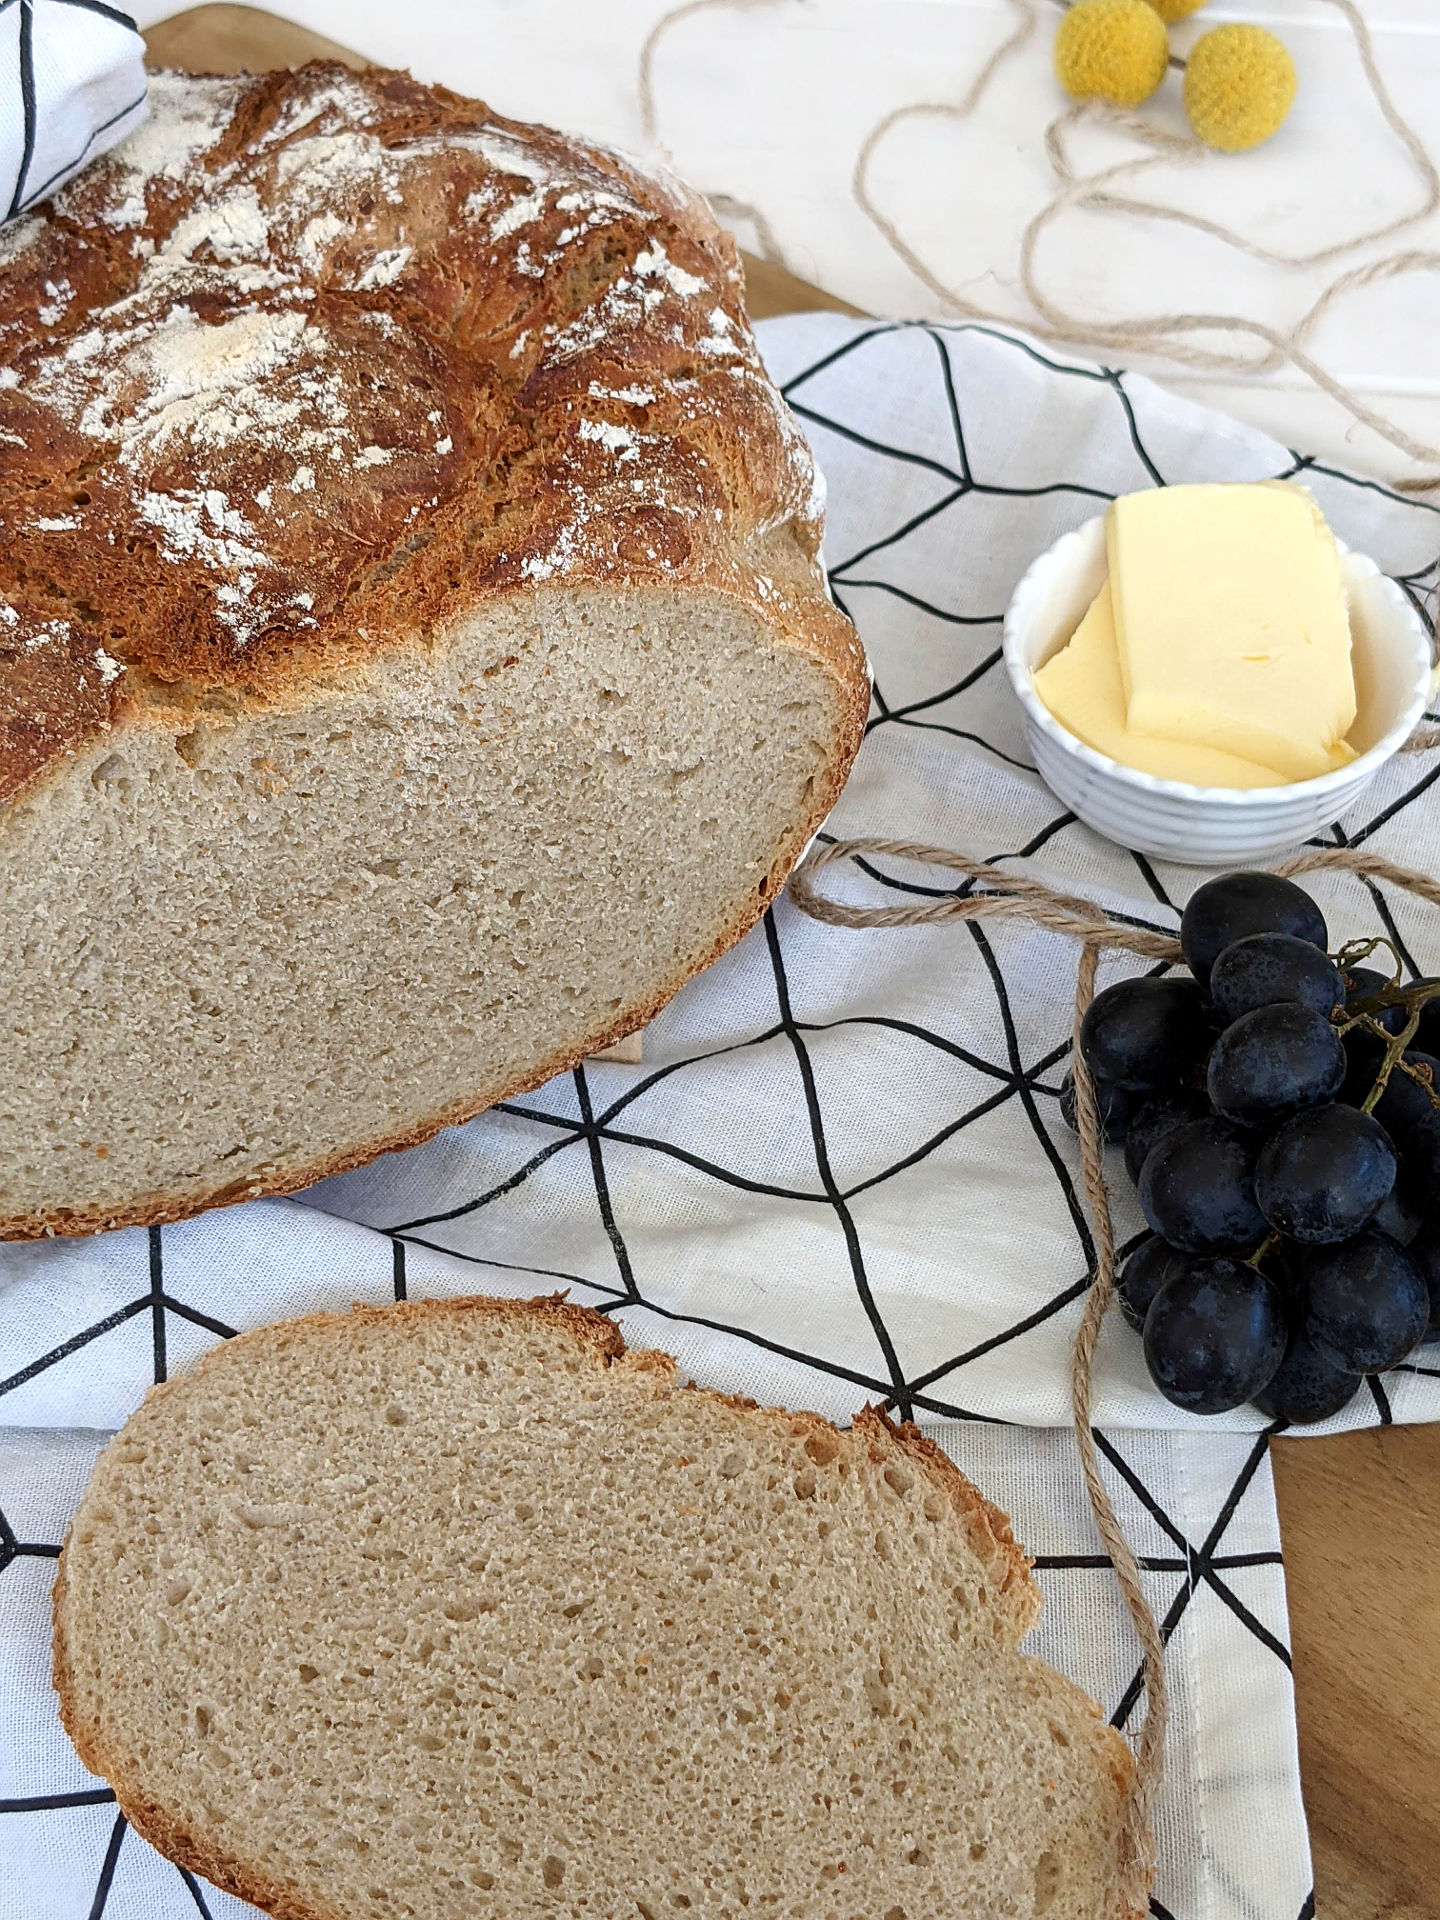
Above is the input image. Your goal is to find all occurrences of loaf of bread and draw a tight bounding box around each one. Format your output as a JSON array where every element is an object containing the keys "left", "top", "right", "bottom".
[
  {"left": 0, "top": 64, "right": 865, "bottom": 1239},
  {"left": 54, "top": 1295, "right": 1147, "bottom": 1920}
]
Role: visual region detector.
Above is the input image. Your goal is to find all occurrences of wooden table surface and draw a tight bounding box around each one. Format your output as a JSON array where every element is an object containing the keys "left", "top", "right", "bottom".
[{"left": 142, "top": 11, "right": 1440, "bottom": 1913}]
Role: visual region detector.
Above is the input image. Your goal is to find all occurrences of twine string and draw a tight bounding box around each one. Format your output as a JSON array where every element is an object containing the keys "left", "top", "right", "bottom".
[
  {"left": 1036, "top": 0, "right": 1438, "bottom": 280},
  {"left": 854, "top": 0, "right": 1440, "bottom": 490},
  {"left": 638, "top": 0, "right": 790, "bottom": 264},
  {"left": 1068, "top": 938, "right": 1167, "bottom": 1889},
  {"left": 638, "top": 0, "right": 1440, "bottom": 493},
  {"left": 787, "top": 833, "right": 1440, "bottom": 1889},
  {"left": 789, "top": 836, "right": 1183, "bottom": 952},
  {"left": 1274, "top": 843, "right": 1440, "bottom": 907}
]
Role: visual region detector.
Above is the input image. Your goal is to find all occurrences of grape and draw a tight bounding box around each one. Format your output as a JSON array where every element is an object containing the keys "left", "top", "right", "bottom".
[
  {"left": 1404, "top": 1225, "right": 1440, "bottom": 1342},
  {"left": 1371, "top": 1184, "right": 1422, "bottom": 1247},
  {"left": 1368, "top": 1050, "right": 1440, "bottom": 1146},
  {"left": 1343, "top": 965, "right": 1409, "bottom": 1036},
  {"left": 1138, "top": 1118, "right": 1266, "bottom": 1253},
  {"left": 1078, "top": 977, "right": 1211, "bottom": 1091},
  {"left": 1409, "top": 978, "right": 1440, "bottom": 1057},
  {"left": 1058, "top": 1069, "right": 1136, "bottom": 1144},
  {"left": 1123, "top": 1087, "right": 1212, "bottom": 1185},
  {"left": 1337, "top": 1035, "right": 1440, "bottom": 1140},
  {"left": 1142, "top": 1257, "right": 1287, "bottom": 1414},
  {"left": 1117, "top": 1236, "right": 1194, "bottom": 1332},
  {"left": 1180, "top": 872, "right": 1327, "bottom": 989},
  {"left": 1254, "top": 1106, "right": 1395, "bottom": 1244},
  {"left": 1298, "top": 1230, "right": 1429, "bottom": 1373},
  {"left": 1399, "top": 1110, "right": 1440, "bottom": 1217},
  {"left": 1207, "top": 1003, "right": 1345, "bottom": 1128},
  {"left": 1209, "top": 933, "right": 1343, "bottom": 1025},
  {"left": 1252, "top": 1328, "right": 1363, "bottom": 1424},
  {"left": 1339, "top": 1027, "right": 1386, "bottom": 1108}
]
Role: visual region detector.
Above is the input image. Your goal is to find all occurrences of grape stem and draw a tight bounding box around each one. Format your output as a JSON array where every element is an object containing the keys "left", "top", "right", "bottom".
[
  {"left": 1359, "top": 992, "right": 1440, "bottom": 1116},
  {"left": 1327, "top": 970, "right": 1440, "bottom": 1118},
  {"left": 1246, "top": 1231, "right": 1280, "bottom": 1271},
  {"left": 1334, "top": 934, "right": 1402, "bottom": 986}
]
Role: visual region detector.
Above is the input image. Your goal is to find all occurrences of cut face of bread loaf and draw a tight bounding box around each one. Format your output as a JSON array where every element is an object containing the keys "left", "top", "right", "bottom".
[
  {"left": 54, "top": 1296, "right": 1146, "bottom": 1920},
  {"left": 0, "top": 66, "right": 865, "bottom": 1238}
]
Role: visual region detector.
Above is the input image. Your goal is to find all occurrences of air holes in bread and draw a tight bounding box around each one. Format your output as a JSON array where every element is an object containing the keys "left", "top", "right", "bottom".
[{"left": 1035, "top": 1851, "right": 1064, "bottom": 1912}]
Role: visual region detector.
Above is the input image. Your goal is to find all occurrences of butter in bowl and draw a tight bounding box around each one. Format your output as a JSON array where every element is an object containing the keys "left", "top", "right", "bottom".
[{"left": 1002, "top": 482, "right": 1432, "bottom": 865}]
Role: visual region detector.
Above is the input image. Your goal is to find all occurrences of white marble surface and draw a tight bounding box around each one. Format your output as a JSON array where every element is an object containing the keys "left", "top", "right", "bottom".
[{"left": 132, "top": 0, "right": 1440, "bottom": 487}]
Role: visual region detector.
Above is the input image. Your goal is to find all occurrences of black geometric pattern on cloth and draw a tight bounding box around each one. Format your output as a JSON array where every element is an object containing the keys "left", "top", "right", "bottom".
[
  {"left": 0, "top": 1249, "right": 1308, "bottom": 1920},
  {"left": 368, "top": 325, "right": 1437, "bottom": 1433},
  {"left": 2, "top": 0, "right": 145, "bottom": 220},
  {"left": 7, "top": 317, "right": 1437, "bottom": 1913}
]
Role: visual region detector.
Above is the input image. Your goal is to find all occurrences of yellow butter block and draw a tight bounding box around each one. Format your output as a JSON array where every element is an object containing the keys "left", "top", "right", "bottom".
[
  {"left": 1033, "top": 580, "right": 1289, "bottom": 787},
  {"left": 1106, "top": 482, "right": 1356, "bottom": 783}
]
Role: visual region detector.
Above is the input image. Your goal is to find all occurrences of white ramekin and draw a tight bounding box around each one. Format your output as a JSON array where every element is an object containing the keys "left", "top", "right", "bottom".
[{"left": 1002, "top": 514, "right": 1433, "bottom": 866}]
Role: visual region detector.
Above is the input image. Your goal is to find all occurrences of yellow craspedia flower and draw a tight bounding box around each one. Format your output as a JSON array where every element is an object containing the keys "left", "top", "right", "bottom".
[
  {"left": 1184, "top": 24, "right": 1297, "bottom": 151},
  {"left": 1054, "top": 0, "right": 1170, "bottom": 109},
  {"left": 1145, "top": 0, "right": 1207, "bottom": 22}
]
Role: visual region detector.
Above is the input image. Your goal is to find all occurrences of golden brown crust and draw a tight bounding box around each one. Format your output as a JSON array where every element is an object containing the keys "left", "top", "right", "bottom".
[
  {"left": 51, "top": 1563, "right": 343, "bottom": 1920},
  {"left": 53, "top": 1292, "right": 1142, "bottom": 1920},
  {"left": 264, "top": 1288, "right": 629, "bottom": 1364},
  {"left": 0, "top": 62, "right": 864, "bottom": 809},
  {"left": 853, "top": 1405, "right": 1044, "bottom": 1644}
]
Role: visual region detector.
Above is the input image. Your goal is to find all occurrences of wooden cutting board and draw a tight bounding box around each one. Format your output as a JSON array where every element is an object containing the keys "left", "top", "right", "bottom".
[{"left": 140, "top": 11, "right": 1440, "bottom": 1916}]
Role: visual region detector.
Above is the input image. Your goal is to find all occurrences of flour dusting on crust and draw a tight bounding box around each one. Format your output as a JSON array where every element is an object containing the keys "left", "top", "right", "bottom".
[{"left": 0, "top": 62, "right": 835, "bottom": 807}]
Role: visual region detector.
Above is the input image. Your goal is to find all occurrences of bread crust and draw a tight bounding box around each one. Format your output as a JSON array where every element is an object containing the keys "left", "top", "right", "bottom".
[
  {"left": 854, "top": 1406, "right": 1044, "bottom": 1644},
  {"left": 0, "top": 61, "right": 868, "bottom": 1239},
  {"left": 53, "top": 1292, "right": 1145, "bottom": 1920},
  {"left": 0, "top": 62, "right": 864, "bottom": 806}
]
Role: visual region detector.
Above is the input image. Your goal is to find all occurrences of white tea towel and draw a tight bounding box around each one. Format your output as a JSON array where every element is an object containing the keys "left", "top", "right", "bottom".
[
  {"left": 5, "top": 312, "right": 1436, "bottom": 1917},
  {"left": 4, "top": 318, "right": 1439, "bottom": 1441},
  {"left": 0, "top": 0, "right": 145, "bottom": 223}
]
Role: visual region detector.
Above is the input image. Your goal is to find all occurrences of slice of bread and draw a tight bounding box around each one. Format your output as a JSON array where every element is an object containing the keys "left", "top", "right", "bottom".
[{"left": 53, "top": 1297, "right": 1147, "bottom": 1920}]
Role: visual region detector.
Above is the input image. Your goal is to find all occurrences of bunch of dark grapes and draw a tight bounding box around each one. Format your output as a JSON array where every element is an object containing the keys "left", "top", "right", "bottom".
[{"left": 1061, "top": 871, "right": 1440, "bottom": 1422}]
